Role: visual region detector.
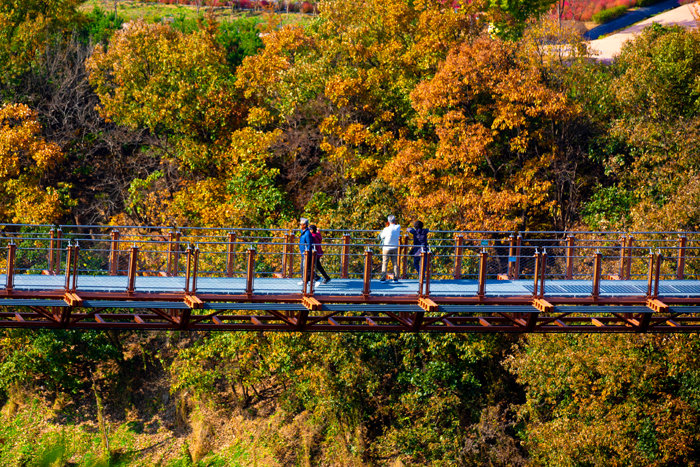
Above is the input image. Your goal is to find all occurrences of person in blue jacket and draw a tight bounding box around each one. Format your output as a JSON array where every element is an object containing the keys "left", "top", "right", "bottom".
[
  {"left": 298, "top": 218, "right": 314, "bottom": 284},
  {"left": 407, "top": 220, "right": 429, "bottom": 274}
]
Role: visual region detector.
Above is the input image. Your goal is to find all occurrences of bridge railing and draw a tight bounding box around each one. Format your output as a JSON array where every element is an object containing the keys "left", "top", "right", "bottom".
[{"left": 0, "top": 226, "right": 697, "bottom": 293}]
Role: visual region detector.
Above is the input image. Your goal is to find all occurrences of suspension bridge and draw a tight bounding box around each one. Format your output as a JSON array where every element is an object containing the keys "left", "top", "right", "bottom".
[{"left": 0, "top": 225, "right": 698, "bottom": 333}]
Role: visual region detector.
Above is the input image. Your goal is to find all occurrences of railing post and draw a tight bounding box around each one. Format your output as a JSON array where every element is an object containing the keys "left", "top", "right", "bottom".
[
  {"left": 676, "top": 236, "right": 687, "bottom": 280},
  {"left": 362, "top": 248, "right": 372, "bottom": 297},
  {"left": 478, "top": 248, "right": 488, "bottom": 298},
  {"left": 341, "top": 233, "right": 350, "bottom": 279},
  {"left": 109, "top": 229, "right": 120, "bottom": 276},
  {"left": 281, "top": 233, "right": 289, "bottom": 278},
  {"left": 54, "top": 228, "right": 62, "bottom": 275},
  {"left": 307, "top": 249, "right": 317, "bottom": 296},
  {"left": 592, "top": 249, "right": 602, "bottom": 299},
  {"left": 624, "top": 236, "right": 634, "bottom": 280},
  {"left": 532, "top": 249, "right": 541, "bottom": 298},
  {"left": 287, "top": 232, "right": 295, "bottom": 278},
  {"left": 654, "top": 252, "right": 662, "bottom": 298},
  {"left": 191, "top": 245, "right": 200, "bottom": 294},
  {"left": 424, "top": 250, "right": 432, "bottom": 297},
  {"left": 64, "top": 242, "right": 74, "bottom": 293},
  {"left": 454, "top": 235, "right": 464, "bottom": 280},
  {"left": 618, "top": 235, "right": 627, "bottom": 279},
  {"left": 418, "top": 249, "right": 427, "bottom": 296},
  {"left": 6, "top": 242, "right": 16, "bottom": 292},
  {"left": 513, "top": 234, "right": 522, "bottom": 280},
  {"left": 226, "top": 231, "right": 237, "bottom": 277},
  {"left": 48, "top": 228, "right": 55, "bottom": 275},
  {"left": 540, "top": 249, "right": 548, "bottom": 298},
  {"left": 646, "top": 250, "right": 654, "bottom": 298},
  {"left": 165, "top": 230, "right": 177, "bottom": 276},
  {"left": 507, "top": 234, "right": 516, "bottom": 279},
  {"left": 246, "top": 248, "right": 256, "bottom": 296},
  {"left": 127, "top": 244, "right": 138, "bottom": 294},
  {"left": 172, "top": 230, "right": 182, "bottom": 276},
  {"left": 565, "top": 234, "right": 575, "bottom": 280},
  {"left": 71, "top": 241, "right": 80, "bottom": 292},
  {"left": 400, "top": 234, "right": 410, "bottom": 279},
  {"left": 302, "top": 249, "right": 311, "bottom": 295}
]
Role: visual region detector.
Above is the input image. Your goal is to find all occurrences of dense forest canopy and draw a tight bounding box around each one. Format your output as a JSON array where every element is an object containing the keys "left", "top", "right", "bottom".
[{"left": 0, "top": 0, "right": 698, "bottom": 464}]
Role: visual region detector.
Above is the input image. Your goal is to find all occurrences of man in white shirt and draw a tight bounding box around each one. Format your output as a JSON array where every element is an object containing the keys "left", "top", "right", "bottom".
[{"left": 379, "top": 215, "right": 401, "bottom": 282}]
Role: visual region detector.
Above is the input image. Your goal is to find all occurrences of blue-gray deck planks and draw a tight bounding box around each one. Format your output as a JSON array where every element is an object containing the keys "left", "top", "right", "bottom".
[{"left": 0, "top": 275, "right": 699, "bottom": 298}]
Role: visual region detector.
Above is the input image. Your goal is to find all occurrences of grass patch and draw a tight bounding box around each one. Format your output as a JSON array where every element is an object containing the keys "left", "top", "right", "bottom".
[
  {"left": 592, "top": 5, "right": 629, "bottom": 23},
  {"left": 80, "top": 0, "right": 312, "bottom": 25}
]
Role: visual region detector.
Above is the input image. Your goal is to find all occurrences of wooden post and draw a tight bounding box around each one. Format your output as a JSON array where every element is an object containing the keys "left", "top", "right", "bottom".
[
  {"left": 127, "top": 244, "right": 138, "bottom": 294},
  {"left": 109, "top": 229, "right": 120, "bottom": 276},
  {"left": 302, "top": 250, "right": 311, "bottom": 295},
  {"left": 184, "top": 245, "right": 193, "bottom": 294},
  {"left": 48, "top": 228, "right": 55, "bottom": 275},
  {"left": 532, "top": 250, "right": 541, "bottom": 298},
  {"left": 646, "top": 250, "right": 654, "bottom": 298},
  {"left": 424, "top": 251, "right": 432, "bottom": 297},
  {"left": 171, "top": 231, "right": 181, "bottom": 276},
  {"left": 362, "top": 248, "right": 372, "bottom": 297},
  {"left": 54, "top": 228, "right": 62, "bottom": 275},
  {"left": 653, "top": 252, "right": 662, "bottom": 298},
  {"left": 400, "top": 234, "right": 410, "bottom": 279},
  {"left": 307, "top": 249, "right": 317, "bottom": 296},
  {"left": 64, "top": 243, "right": 74, "bottom": 293},
  {"left": 71, "top": 241, "right": 80, "bottom": 292},
  {"left": 6, "top": 242, "right": 16, "bottom": 292},
  {"left": 540, "top": 249, "right": 547, "bottom": 298},
  {"left": 592, "top": 250, "right": 602, "bottom": 299},
  {"left": 226, "top": 231, "right": 237, "bottom": 277},
  {"left": 618, "top": 235, "right": 627, "bottom": 279},
  {"left": 418, "top": 250, "right": 427, "bottom": 296},
  {"left": 513, "top": 234, "right": 522, "bottom": 280},
  {"left": 287, "top": 232, "right": 295, "bottom": 278},
  {"left": 507, "top": 234, "right": 516, "bottom": 279},
  {"left": 454, "top": 235, "right": 464, "bottom": 280},
  {"left": 676, "top": 236, "right": 687, "bottom": 280},
  {"left": 246, "top": 248, "right": 256, "bottom": 296},
  {"left": 191, "top": 246, "right": 200, "bottom": 294},
  {"left": 565, "top": 234, "right": 575, "bottom": 280},
  {"left": 478, "top": 248, "right": 488, "bottom": 298},
  {"left": 341, "top": 233, "right": 350, "bottom": 279},
  {"left": 624, "top": 236, "right": 634, "bottom": 280}
]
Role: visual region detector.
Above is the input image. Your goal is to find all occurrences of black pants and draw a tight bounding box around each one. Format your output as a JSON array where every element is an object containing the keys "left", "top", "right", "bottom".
[
  {"left": 413, "top": 255, "right": 422, "bottom": 274},
  {"left": 315, "top": 256, "right": 330, "bottom": 281}
]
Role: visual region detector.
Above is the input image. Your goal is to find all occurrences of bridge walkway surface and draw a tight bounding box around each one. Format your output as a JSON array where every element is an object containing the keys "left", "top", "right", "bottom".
[{"left": 0, "top": 225, "right": 698, "bottom": 332}]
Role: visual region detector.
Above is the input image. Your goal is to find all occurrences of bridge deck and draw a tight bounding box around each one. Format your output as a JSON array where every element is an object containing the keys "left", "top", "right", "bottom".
[{"left": 3, "top": 275, "right": 700, "bottom": 298}]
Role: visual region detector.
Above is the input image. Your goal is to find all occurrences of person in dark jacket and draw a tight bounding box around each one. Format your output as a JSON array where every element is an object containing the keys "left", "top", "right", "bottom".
[
  {"left": 407, "top": 220, "right": 429, "bottom": 274},
  {"left": 298, "top": 218, "right": 314, "bottom": 285},
  {"left": 309, "top": 224, "right": 331, "bottom": 284}
]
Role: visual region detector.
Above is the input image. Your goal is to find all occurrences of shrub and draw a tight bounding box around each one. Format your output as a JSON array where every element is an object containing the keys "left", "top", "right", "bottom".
[
  {"left": 636, "top": 0, "right": 665, "bottom": 6},
  {"left": 592, "top": 5, "right": 628, "bottom": 23}
]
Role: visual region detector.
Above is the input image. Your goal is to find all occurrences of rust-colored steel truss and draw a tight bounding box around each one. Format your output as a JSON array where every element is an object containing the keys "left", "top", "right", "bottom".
[{"left": 0, "top": 226, "right": 697, "bottom": 333}]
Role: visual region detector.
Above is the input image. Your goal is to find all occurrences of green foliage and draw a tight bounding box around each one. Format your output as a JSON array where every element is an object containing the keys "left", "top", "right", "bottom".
[
  {"left": 80, "top": 6, "right": 124, "bottom": 45},
  {"left": 170, "top": 331, "right": 515, "bottom": 464},
  {"left": 592, "top": 5, "right": 628, "bottom": 24},
  {"left": 0, "top": 330, "right": 121, "bottom": 396},
  {"left": 216, "top": 18, "right": 265, "bottom": 69},
  {"left": 507, "top": 334, "right": 700, "bottom": 465},
  {"left": 581, "top": 184, "right": 635, "bottom": 230}
]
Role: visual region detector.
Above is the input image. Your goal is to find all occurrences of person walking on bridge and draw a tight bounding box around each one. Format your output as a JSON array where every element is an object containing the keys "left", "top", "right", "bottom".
[
  {"left": 298, "top": 218, "right": 314, "bottom": 285},
  {"left": 407, "top": 220, "right": 429, "bottom": 274},
  {"left": 379, "top": 215, "right": 401, "bottom": 282},
  {"left": 310, "top": 224, "right": 331, "bottom": 284}
]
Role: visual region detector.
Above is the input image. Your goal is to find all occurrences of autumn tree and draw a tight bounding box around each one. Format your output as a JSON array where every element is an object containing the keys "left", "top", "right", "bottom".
[
  {"left": 0, "top": 0, "right": 83, "bottom": 90},
  {"left": 0, "top": 103, "right": 70, "bottom": 223},
  {"left": 507, "top": 334, "right": 700, "bottom": 465},
  {"left": 580, "top": 25, "right": 700, "bottom": 231},
  {"left": 380, "top": 36, "right": 581, "bottom": 231}
]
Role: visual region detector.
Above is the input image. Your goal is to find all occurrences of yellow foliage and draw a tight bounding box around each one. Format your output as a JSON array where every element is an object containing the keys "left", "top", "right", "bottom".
[{"left": 0, "top": 103, "right": 67, "bottom": 223}]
